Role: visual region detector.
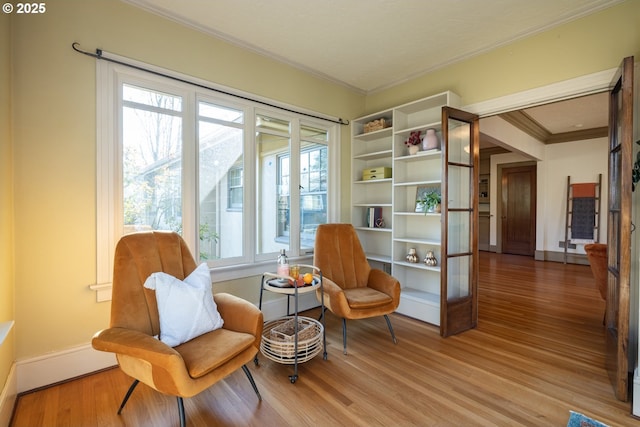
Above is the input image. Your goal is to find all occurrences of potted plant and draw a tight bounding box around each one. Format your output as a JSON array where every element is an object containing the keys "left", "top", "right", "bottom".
[
  {"left": 418, "top": 190, "right": 441, "bottom": 213},
  {"left": 404, "top": 130, "right": 422, "bottom": 155}
]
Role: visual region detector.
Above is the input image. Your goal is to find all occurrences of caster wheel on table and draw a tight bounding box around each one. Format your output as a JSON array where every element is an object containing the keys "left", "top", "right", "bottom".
[{"left": 289, "top": 375, "right": 298, "bottom": 384}]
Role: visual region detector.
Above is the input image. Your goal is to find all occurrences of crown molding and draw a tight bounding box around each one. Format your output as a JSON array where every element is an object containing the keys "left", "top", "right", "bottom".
[
  {"left": 464, "top": 68, "right": 617, "bottom": 117},
  {"left": 546, "top": 126, "right": 608, "bottom": 144}
]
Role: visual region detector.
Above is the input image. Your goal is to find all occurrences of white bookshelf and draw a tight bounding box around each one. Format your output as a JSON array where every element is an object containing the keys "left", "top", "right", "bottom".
[{"left": 351, "top": 91, "right": 461, "bottom": 327}]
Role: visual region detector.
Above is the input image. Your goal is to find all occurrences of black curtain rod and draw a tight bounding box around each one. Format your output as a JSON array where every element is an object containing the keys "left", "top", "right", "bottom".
[{"left": 72, "top": 42, "right": 349, "bottom": 126}]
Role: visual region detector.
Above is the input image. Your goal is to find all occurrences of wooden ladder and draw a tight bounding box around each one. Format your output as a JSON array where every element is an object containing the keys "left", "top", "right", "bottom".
[{"left": 564, "top": 174, "right": 602, "bottom": 264}]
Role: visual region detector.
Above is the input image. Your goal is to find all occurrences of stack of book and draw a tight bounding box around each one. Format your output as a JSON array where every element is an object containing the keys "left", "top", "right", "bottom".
[{"left": 366, "top": 207, "right": 383, "bottom": 228}]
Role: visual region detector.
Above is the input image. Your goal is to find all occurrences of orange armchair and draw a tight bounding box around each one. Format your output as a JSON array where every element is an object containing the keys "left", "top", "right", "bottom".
[
  {"left": 92, "top": 231, "right": 263, "bottom": 427},
  {"left": 584, "top": 243, "right": 607, "bottom": 300},
  {"left": 313, "top": 223, "right": 400, "bottom": 354},
  {"left": 584, "top": 243, "right": 608, "bottom": 323}
]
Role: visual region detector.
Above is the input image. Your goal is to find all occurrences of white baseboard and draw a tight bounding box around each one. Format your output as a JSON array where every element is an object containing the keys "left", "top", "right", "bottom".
[
  {"left": 0, "top": 363, "right": 16, "bottom": 427},
  {"left": 16, "top": 344, "right": 117, "bottom": 394},
  {"left": 14, "top": 294, "right": 318, "bottom": 394}
]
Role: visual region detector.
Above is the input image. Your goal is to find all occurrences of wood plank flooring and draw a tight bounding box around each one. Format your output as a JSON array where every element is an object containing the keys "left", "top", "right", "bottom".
[{"left": 10, "top": 252, "right": 637, "bottom": 426}]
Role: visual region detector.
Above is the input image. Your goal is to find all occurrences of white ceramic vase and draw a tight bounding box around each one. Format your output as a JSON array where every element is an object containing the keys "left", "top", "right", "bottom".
[{"left": 423, "top": 128, "right": 439, "bottom": 151}]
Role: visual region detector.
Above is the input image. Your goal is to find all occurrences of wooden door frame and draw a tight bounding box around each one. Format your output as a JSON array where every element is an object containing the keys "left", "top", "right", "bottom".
[
  {"left": 440, "top": 106, "right": 479, "bottom": 337},
  {"left": 606, "top": 56, "right": 634, "bottom": 402},
  {"left": 495, "top": 161, "right": 537, "bottom": 254}
]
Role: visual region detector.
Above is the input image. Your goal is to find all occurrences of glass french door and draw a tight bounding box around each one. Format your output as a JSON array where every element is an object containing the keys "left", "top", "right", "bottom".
[
  {"left": 440, "top": 107, "right": 479, "bottom": 337},
  {"left": 606, "top": 55, "right": 633, "bottom": 402}
]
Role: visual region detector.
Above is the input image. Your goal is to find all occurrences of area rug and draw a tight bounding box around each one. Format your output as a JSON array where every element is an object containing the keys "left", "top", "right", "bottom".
[{"left": 566, "top": 411, "right": 610, "bottom": 427}]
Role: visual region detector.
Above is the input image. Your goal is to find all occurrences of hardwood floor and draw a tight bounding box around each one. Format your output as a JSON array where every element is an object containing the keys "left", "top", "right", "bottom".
[{"left": 10, "top": 253, "right": 636, "bottom": 426}]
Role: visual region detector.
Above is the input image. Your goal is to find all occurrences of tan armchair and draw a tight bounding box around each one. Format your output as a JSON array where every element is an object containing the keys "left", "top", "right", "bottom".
[
  {"left": 92, "top": 231, "right": 263, "bottom": 427},
  {"left": 313, "top": 223, "right": 400, "bottom": 354}
]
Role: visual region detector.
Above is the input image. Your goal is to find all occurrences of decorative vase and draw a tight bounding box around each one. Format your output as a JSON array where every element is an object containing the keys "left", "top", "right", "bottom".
[
  {"left": 423, "top": 128, "right": 440, "bottom": 151},
  {"left": 424, "top": 251, "right": 437, "bottom": 266},
  {"left": 406, "top": 248, "right": 419, "bottom": 263},
  {"left": 408, "top": 145, "right": 420, "bottom": 155}
]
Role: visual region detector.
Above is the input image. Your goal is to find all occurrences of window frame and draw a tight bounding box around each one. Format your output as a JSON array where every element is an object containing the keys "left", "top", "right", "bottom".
[{"left": 95, "top": 55, "right": 340, "bottom": 295}]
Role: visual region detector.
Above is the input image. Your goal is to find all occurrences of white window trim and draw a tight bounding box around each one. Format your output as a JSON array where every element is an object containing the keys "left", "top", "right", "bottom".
[{"left": 90, "top": 53, "right": 341, "bottom": 301}]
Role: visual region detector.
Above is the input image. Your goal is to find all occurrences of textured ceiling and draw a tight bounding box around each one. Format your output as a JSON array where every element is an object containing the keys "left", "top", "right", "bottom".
[{"left": 123, "top": 0, "right": 621, "bottom": 93}]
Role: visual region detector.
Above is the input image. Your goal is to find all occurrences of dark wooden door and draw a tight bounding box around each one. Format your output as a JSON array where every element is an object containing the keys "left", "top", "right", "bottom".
[
  {"left": 606, "top": 55, "right": 633, "bottom": 402},
  {"left": 440, "top": 106, "right": 479, "bottom": 337},
  {"left": 501, "top": 165, "right": 536, "bottom": 256}
]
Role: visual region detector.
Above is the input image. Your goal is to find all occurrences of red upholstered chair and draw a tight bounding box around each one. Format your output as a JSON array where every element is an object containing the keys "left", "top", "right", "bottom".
[
  {"left": 92, "top": 231, "right": 263, "bottom": 427},
  {"left": 313, "top": 223, "right": 400, "bottom": 354}
]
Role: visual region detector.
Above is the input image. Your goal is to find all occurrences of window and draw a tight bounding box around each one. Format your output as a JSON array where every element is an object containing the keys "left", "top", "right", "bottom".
[
  {"left": 122, "top": 84, "right": 184, "bottom": 235},
  {"left": 227, "top": 166, "right": 243, "bottom": 211},
  {"left": 277, "top": 144, "right": 328, "bottom": 249},
  {"left": 197, "top": 100, "right": 245, "bottom": 262},
  {"left": 96, "top": 58, "right": 340, "bottom": 286}
]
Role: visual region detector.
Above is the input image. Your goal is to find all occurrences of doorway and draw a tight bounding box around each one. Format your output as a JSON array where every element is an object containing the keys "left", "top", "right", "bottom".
[
  {"left": 500, "top": 164, "right": 536, "bottom": 256},
  {"left": 475, "top": 69, "right": 628, "bottom": 405}
]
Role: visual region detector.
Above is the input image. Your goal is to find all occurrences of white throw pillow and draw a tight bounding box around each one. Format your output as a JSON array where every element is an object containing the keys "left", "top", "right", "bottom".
[{"left": 143, "top": 263, "right": 224, "bottom": 347}]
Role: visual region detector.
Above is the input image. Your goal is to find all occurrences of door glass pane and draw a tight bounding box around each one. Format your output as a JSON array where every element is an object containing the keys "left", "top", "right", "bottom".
[
  {"left": 610, "top": 150, "right": 621, "bottom": 210},
  {"left": 448, "top": 119, "right": 471, "bottom": 165},
  {"left": 300, "top": 141, "right": 328, "bottom": 250},
  {"left": 447, "top": 255, "right": 470, "bottom": 299},
  {"left": 122, "top": 85, "right": 183, "bottom": 235},
  {"left": 198, "top": 101, "right": 244, "bottom": 261},
  {"left": 256, "top": 115, "right": 291, "bottom": 255},
  {"left": 447, "top": 165, "right": 471, "bottom": 210},
  {"left": 447, "top": 211, "right": 470, "bottom": 254}
]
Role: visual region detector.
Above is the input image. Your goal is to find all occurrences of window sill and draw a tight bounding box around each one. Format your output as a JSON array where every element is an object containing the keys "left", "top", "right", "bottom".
[
  {"left": 88, "top": 283, "right": 113, "bottom": 302},
  {"left": 88, "top": 255, "right": 314, "bottom": 302},
  {"left": 210, "top": 255, "right": 313, "bottom": 282}
]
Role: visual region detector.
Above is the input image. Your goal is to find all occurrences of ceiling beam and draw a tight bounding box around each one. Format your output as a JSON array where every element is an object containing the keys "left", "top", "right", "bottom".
[{"left": 499, "top": 110, "right": 550, "bottom": 142}]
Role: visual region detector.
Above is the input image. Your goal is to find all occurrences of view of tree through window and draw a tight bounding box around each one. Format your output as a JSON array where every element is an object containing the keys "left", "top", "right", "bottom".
[{"left": 122, "top": 84, "right": 183, "bottom": 235}]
